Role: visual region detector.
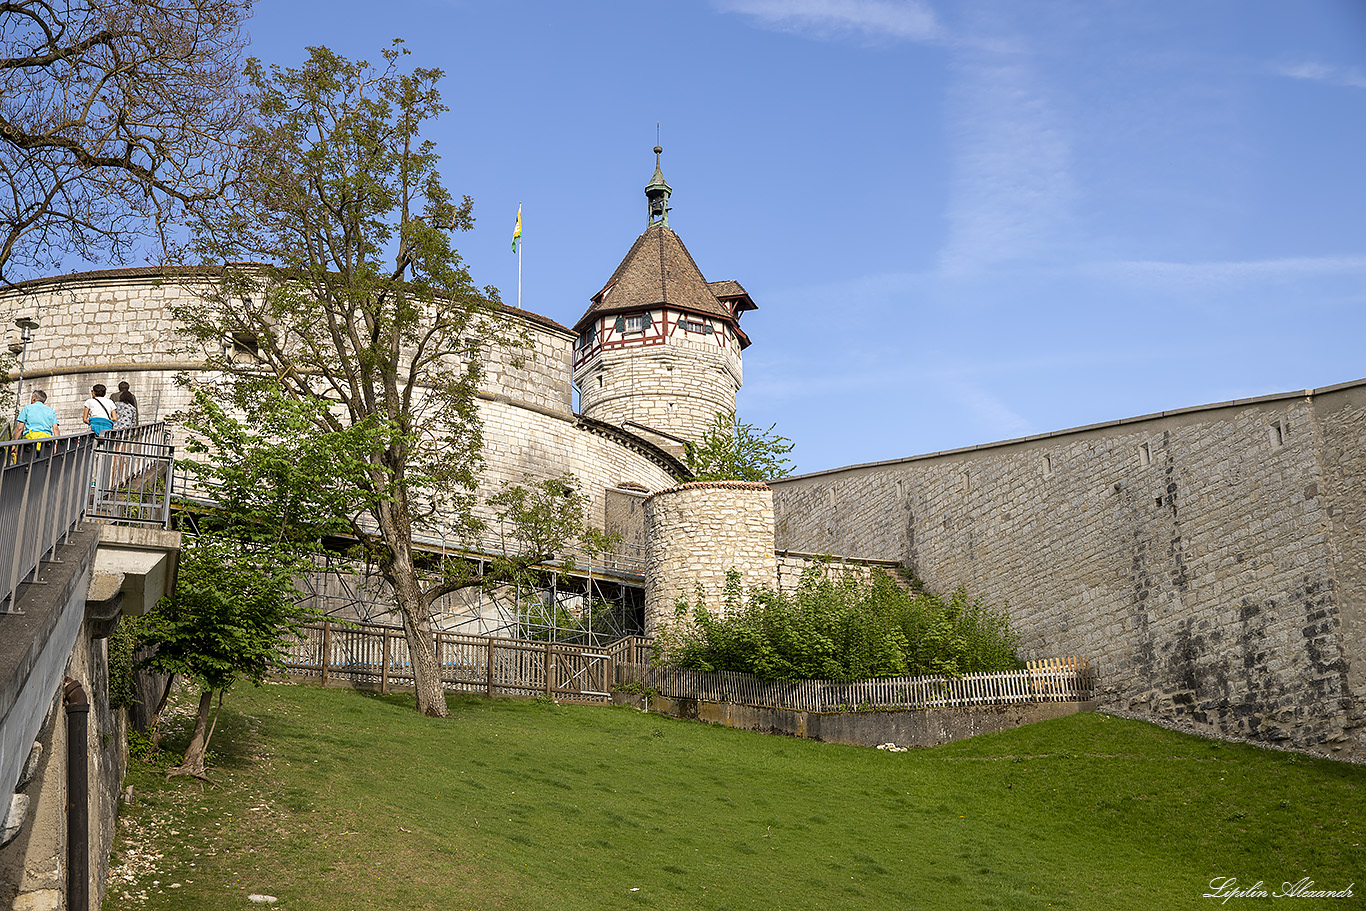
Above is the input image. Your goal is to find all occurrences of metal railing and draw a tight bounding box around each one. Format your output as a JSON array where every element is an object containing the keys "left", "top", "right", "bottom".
[
  {"left": 87, "top": 423, "right": 175, "bottom": 527},
  {"left": 617, "top": 657, "right": 1095, "bottom": 712},
  {"left": 0, "top": 433, "right": 97, "bottom": 613}
]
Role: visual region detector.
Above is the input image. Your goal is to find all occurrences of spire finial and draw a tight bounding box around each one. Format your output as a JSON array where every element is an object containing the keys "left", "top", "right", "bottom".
[{"left": 645, "top": 144, "right": 672, "bottom": 228}]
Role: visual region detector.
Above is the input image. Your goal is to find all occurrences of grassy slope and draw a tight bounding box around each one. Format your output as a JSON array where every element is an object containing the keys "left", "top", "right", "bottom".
[{"left": 106, "top": 682, "right": 1364, "bottom": 911}]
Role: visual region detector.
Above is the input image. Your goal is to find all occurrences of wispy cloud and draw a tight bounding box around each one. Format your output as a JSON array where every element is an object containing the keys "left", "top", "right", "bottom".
[
  {"left": 945, "top": 380, "right": 1034, "bottom": 438},
  {"left": 1080, "top": 255, "right": 1366, "bottom": 286},
  {"left": 1274, "top": 62, "right": 1366, "bottom": 89},
  {"left": 714, "top": 0, "right": 940, "bottom": 43},
  {"left": 937, "top": 42, "right": 1076, "bottom": 275}
]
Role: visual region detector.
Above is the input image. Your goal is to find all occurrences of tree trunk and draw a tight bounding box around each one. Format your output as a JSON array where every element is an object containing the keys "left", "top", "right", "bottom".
[
  {"left": 399, "top": 597, "right": 447, "bottom": 717},
  {"left": 374, "top": 462, "right": 450, "bottom": 718},
  {"left": 170, "top": 689, "right": 215, "bottom": 778},
  {"left": 386, "top": 545, "right": 449, "bottom": 718}
]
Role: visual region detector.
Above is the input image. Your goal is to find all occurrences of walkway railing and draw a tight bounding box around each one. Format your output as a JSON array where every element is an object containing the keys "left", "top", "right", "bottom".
[
  {"left": 0, "top": 434, "right": 97, "bottom": 613},
  {"left": 616, "top": 658, "right": 1095, "bottom": 712},
  {"left": 87, "top": 423, "right": 175, "bottom": 527}
]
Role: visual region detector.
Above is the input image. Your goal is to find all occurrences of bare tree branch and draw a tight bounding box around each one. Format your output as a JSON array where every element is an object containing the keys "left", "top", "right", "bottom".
[{"left": 0, "top": 0, "right": 252, "bottom": 283}]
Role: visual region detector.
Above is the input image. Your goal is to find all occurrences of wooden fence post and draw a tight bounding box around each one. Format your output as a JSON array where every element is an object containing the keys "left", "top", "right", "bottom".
[
  {"left": 486, "top": 639, "right": 494, "bottom": 698},
  {"left": 434, "top": 632, "right": 443, "bottom": 688},
  {"left": 544, "top": 643, "right": 552, "bottom": 697},
  {"left": 381, "top": 628, "right": 390, "bottom": 695},
  {"left": 321, "top": 620, "right": 331, "bottom": 688}
]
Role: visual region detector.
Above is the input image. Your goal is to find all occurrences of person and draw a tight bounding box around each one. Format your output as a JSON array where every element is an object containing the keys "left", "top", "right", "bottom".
[
  {"left": 15, "top": 390, "right": 60, "bottom": 440},
  {"left": 82, "top": 384, "right": 118, "bottom": 435},
  {"left": 117, "top": 381, "right": 139, "bottom": 414},
  {"left": 113, "top": 390, "right": 138, "bottom": 431}
]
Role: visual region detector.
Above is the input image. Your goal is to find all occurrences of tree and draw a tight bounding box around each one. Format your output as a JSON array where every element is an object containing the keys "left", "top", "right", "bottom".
[
  {"left": 0, "top": 0, "right": 252, "bottom": 283},
  {"left": 173, "top": 44, "right": 541, "bottom": 717},
  {"left": 140, "top": 387, "right": 339, "bottom": 778},
  {"left": 685, "top": 410, "right": 795, "bottom": 482}
]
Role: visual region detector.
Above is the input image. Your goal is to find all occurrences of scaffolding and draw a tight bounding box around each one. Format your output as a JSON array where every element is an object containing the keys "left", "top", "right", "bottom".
[{"left": 173, "top": 505, "right": 647, "bottom": 646}]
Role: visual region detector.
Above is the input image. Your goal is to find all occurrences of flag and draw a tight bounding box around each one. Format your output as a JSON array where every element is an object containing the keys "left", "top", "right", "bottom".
[{"left": 511, "top": 205, "right": 522, "bottom": 253}]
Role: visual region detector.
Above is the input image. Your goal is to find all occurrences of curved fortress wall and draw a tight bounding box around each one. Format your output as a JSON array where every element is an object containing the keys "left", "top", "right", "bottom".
[
  {"left": 643, "top": 482, "right": 777, "bottom": 636},
  {"left": 769, "top": 381, "right": 1366, "bottom": 759},
  {"left": 0, "top": 268, "right": 680, "bottom": 536}
]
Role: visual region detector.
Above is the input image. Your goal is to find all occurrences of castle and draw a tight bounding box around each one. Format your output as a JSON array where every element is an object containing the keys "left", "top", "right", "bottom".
[{"left": 2, "top": 151, "right": 1362, "bottom": 760}]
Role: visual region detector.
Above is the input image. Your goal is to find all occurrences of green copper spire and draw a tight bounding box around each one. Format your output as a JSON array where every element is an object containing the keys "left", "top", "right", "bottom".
[{"left": 645, "top": 145, "right": 671, "bottom": 228}]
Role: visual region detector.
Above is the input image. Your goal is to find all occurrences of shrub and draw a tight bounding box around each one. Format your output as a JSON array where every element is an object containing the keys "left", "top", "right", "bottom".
[{"left": 656, "top": 564, "right": 1020, "bottom": 681}]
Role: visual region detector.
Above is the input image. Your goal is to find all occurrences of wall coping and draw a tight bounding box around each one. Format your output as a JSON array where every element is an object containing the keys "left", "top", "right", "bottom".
[
  {"left": 0, "top": 264, "right": 576, "bottom": 338},
  {"left": 773, "top": 376, "right": 1366, "bottom": 484},
  {"left": 645, "top": 480, "right": 770, "bottom": 504}
]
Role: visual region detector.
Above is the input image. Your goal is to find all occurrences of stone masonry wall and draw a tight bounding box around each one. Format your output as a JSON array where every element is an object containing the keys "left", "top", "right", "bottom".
[
  {"left": 774, "top": 553, "right": 903, "bottom": 594},
  {"left": 2, "top": 269, "right": 574, "bottom": 423},
  {"left": 768, "top": 381, "right": 1366, "bottom": 759},
  {"left": 1, "top": 270, "right": 677, "bottom": 544},
  {"left": 644, "top": 483, "right": 777, "bottom": 635}
]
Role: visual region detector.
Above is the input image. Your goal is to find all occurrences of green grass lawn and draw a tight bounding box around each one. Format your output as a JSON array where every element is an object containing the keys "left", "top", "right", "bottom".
[{"left": 106, "top": 682, "right": 1364, "bottom": 911}]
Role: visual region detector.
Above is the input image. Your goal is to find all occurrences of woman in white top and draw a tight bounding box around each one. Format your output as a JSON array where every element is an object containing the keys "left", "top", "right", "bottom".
[{"left": 82, "top": 384, "right": 118, "bottom": 435}]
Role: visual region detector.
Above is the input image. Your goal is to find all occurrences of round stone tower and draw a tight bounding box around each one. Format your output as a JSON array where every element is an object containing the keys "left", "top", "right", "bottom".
[
  {"left": 572, "top": 147, "right": 757, "bottom": 461},
  {"left": 643, "top": 481, "right": 778, "bottom": 635}
]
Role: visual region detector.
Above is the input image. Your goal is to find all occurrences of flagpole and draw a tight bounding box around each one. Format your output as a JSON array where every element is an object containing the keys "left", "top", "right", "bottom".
[{"left": 517, "top": 202, "right": 523, "bottom": 311}]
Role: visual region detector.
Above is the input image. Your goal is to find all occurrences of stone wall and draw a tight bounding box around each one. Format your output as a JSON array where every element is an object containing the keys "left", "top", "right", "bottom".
[
  {"left": 1, "top": 269, "right": 682, "bottom": 543},
  {"left": 774, "top": 552, "right": 903, "bottom": 594},
  {"left": 643, "top": 482, "right": 777, "bottom": 635},
  {"left": 769, "top": 380, "right": 1366, "bottom": 759}
]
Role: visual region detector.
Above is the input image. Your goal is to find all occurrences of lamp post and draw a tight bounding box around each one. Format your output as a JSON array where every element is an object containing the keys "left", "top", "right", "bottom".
[{"left": 11, "top": 316, "right": 38, "bottom": 423}]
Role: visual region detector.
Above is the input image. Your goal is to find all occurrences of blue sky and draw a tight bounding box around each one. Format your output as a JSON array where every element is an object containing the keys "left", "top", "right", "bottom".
[{"left": 204, "top": 2, "right": 1366, "bottom": 471}]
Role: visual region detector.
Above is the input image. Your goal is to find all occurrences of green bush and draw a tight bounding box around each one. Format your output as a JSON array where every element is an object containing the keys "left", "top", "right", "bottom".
[
  {"left": 107, "top": 615, "right": 142, "bottom": 711},
  {"left": 656, "top": 564, "right": 1020, "bottom": 681}
]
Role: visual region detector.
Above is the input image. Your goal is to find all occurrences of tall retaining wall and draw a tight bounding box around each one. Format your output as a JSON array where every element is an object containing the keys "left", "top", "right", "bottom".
[
  {"left": 643, "top": 482, "right": 777, "bottom": 634},
  {"left": 769, "top": 380, "right": 1366, "bottom": 759}
]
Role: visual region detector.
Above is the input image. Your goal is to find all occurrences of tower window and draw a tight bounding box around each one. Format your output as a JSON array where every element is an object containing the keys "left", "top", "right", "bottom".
[
  {"left": 679, "top": 318, "right": 712, "bottom": 334},
  {"left": 229, "top": 331, "right": 259, "bottom": 361},
  {"left": 623, "top": 315, "right": 643, "bottom": 333}
]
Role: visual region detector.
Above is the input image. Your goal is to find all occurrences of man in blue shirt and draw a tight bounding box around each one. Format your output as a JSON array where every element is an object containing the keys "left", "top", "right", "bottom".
[{"left": 15, "top": 390, "right": 60, "bottom": 439}]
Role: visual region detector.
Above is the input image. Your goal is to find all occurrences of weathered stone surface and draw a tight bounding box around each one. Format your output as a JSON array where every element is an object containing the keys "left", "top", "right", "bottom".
[
  {"left": 770, "top": 382, "right": 1366, "bottom": 760},
  {"left": 644, "top": 483, "right": 777, "bottom": 634}
]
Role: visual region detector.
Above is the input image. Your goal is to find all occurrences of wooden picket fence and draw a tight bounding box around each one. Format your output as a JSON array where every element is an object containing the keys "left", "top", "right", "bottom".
[
  {"left": 616, "top": 656, "right": 1094, "bottom": 713},
  {"left": 281, "top": 622, "right": 1093, "bottom": 712},
  {"left": 283, "top": 621, "right": 614, "bottom": 701}
]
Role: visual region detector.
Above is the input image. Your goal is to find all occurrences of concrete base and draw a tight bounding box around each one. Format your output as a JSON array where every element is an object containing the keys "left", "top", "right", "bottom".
[
  {"left": 617, "top": 692, "right": 1095, "bottom": 749},
  {"left": 0, "top": 524, "right": 127, "bottom": 911}
]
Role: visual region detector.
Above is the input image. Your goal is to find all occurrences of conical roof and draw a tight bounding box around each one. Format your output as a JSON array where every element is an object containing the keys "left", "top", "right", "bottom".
[{"left": 573, "top": 223, "right": 742, "bottom": 336}]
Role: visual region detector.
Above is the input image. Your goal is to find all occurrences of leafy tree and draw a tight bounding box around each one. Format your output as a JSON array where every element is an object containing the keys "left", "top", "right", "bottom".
[
  {"left": 0, "top": 0, "right": 251, "bottom": 283},
  {"left": 685, "top": 410, "right": 794, "bottom": 482},
  {"left": 141, "top": 534, "right": 316, "bottom": 778},
  {"left": 139, "top": 386, "right": 341, "bottom": 778},
  {"left": 173, "top": 44, "right": 575, "bottom": 717}
]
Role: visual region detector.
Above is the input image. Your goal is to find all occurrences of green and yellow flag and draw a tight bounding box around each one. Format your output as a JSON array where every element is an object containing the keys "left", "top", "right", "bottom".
[{"left": 511, "top": 205, "right": 522, "bottom": 253}]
